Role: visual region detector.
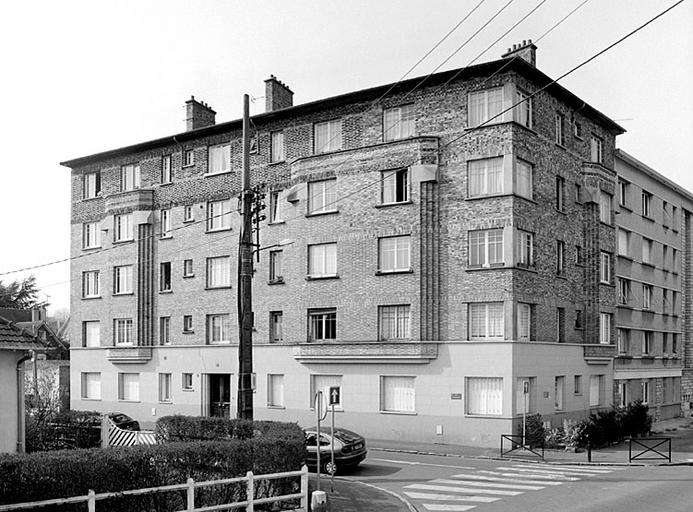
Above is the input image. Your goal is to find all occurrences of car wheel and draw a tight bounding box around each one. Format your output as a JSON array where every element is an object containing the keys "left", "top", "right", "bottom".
[{"left": 323, "top": 460, "right": 338, "bottom": 475}]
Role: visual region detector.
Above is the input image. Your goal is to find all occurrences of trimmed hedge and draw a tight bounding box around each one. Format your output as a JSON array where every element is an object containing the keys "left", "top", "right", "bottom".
[
  {"left": 154, "top": 415, "right": 301, "bottom": 443},
  {"left": 26, "top": 409, "right": 102, "bottom": 452}
]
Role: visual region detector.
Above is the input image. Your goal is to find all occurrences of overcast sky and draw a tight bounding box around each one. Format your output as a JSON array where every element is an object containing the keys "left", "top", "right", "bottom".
[{"left": 1, "top": 0, "right": 691, "bottom": 314}]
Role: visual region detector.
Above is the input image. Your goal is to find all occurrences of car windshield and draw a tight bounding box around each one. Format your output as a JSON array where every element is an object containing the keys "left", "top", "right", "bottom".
[{"left": 332, "top": 429, "right": 362, "bottom": 443}]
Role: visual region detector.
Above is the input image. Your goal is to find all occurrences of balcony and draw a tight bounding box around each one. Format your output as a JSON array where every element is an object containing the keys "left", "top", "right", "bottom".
[
  {"left": 107, "top": 346, "right": 152, "bottom": 363},
  {"left": 293, "top": 341, "right": 438, "bottom": 364},
  {"left": 583, "top": 344, "right": 615, "bottom": 365},
  {"left": 105, "top": 189, "right": 154, "bottom": 213}
]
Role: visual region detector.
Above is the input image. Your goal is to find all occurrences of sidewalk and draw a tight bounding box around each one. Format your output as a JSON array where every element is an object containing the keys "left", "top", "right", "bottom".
[
  {"left": 369, "top": 416, "right": 693, "bottom": 466},
  {"left": 309, "top": 475, "right": 414, "bottom": 512}
]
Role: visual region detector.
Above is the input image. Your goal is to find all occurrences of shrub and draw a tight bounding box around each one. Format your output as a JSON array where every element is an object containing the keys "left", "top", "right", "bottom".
[
  {"left": 564, "top": 419, "right": 588, "bottom": 448},
  {"left": 517, "top": 413, "right": 545, "bottom": 448},
  {"left": 544, "top": 427, "right": 565, "bottom": 449},
  {"left": 619, "top": 400, "right": 652, "bottom": 438},
  {"left": 26, "top": 409, "right": 101, "bottom": 452}
]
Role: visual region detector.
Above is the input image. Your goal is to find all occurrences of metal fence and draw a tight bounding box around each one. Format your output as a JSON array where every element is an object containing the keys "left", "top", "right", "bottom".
[
  {"left": 629, "top": 437, "right": 671, "bottom": 463},
  {"left": 500, "top": 434, "right": 545, "bottom": 460}
]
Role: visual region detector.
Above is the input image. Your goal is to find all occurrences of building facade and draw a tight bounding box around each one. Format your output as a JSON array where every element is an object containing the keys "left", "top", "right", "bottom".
[{"left": 63, "top": 42, "right": 689, "bottom": 447}]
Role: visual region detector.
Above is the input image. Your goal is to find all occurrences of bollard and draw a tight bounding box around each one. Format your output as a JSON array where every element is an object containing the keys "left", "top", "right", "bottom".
[
  {"left": 311, "top": 490, "right": 328, "bottom": 512},
  {"left": 587, "top": 441, "right": 592, "bottom": 462}
]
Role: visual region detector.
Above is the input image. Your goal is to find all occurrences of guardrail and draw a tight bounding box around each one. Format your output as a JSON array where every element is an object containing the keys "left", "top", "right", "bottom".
[
  {"left": 0, "top": 466, "right": 309, "bottom": 512},
  {"left": 500, "top": 434, "right": 545, "bottom": 460},
  {"left": 104, "top": 418, "right": 157, "bottom": 447},
  {"left": 629, "top": 437, "right": 671, "bottom": 463}
]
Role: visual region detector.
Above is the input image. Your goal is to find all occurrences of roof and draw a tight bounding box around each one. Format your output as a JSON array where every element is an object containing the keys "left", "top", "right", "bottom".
[
  {"left": 16, "top": 320, "right": 70, "bottom": 353},
  {"left": 0, "top": 308, "right": 31, "bottom": 323},
  {"left": 61, "top": 58, "right": 625, "bottom": 169},
  {"left": 0, "top": 316, "right": 47, "bottom": 351},
  {"left": 615, "top": 149, "right": 693, "bottom": 205}
]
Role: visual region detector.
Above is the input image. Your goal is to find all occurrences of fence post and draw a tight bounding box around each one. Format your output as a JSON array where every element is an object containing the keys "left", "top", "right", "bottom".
[
  {"left": 186, "top": 478, "right": 195, "bottom": 511},
  {"left": 87, "top": 490, "right": 96, "bottom": 512},
  {"left": 246, "top": 471, "right": 254, "bottom": 512},
  {"left": 101, "top": 416, "right": 109, "bottom": 448},
  {"left": 300, "top": 465, "right": 309, "bottom": 512}
]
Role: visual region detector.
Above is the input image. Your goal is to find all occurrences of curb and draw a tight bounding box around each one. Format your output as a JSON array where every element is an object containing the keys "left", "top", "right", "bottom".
[{"left": 333, "top": 477, "right": 418, "bottom": 512}]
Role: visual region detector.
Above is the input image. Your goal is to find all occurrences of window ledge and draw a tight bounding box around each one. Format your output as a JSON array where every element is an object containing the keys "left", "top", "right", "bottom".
[
  {"left": 619, "top": 205, "right": 632, "bottom": 213},
  {"left": 267, "top": 405, "right": 286, "bottom": 410},
  {"left": 117, "top": 400, "right": 141, "bottom": 403},
  {"left": 183, "top": 274, "right": 195, "bottom": 279},
  {"left": 182, "top": 163, "right": 195, "bottom": 168},
  {"left": 555, "top": 208, "right": 567, "bottom": 215},
  {"left": 466, "top": 193, "right": 512, "bottom": 202},
  {"left": 600, "top": 221, "right": 614, "bottom": 227},
  {"left": 555, "top": 274, "right": 567, "bottom": 280},
  {"left": 641, "top": 262, "right": 656, "bottom": 269},
  {"left": 555, "top": 143, "right": 568, "bottom": 150},
  {"left": 159, "top": 182, "right": 173, "bottom": 187},
  {"left": 82, "top": 296, "right": 102, "bottom": 300},
  {"left": 182, "top": 388, "right": 194, "bottom": 392},
  {"left": 268, "top": 160, "right": 286, "bottom": 166},
  {"left": 375, "top": 269, "right": 414, "bottom": 276},
  {"left": 113, "top": 239, "right": 135, "bottom": 245},
  {"left": 159, "top": 290, "right": 173, "bottom": 294},
  {"left": 617, "top": 255, "right": 633, "bottom": 262},
  {"left": 305, "top": 275, "right": 340, "bottom": 281},
  {"left": 641, "top": 215, "right": 655, "bottom": 222},
  {"left": 466, "top": 265, "right": 508, "bottom": 272},
  {"left": 183, "top": 330, "right": 194, "bottom": 335},
  {"left": 379, "top": 410, "right": 417, "bottom": 416},
  {"left": 183, "top": 219, "right": 195, "bottom": 224},
  {"left": 268, "top": 278, "right": 285, "bottom": 285},
  {"left": 160, "top": 235, "right": 173, "bottom": 240},
  {"left": 205, "top": 286, "right": 232, "bottom": 290},
  {"left": 204, "top": 170, "right": 233, "bottom": 178},
  {"left": 81, "top": 398, "right": 102, "bottom": 401},
  {"left": 306, "top": 210, "right": 339, "bottom": 218},
  {"left": 206, "top": 228, "right": 232, "bottom": 234},
  {"left": 159, "top": 401, "right": 173, "bottom": 405},
  {"left": 82, "top": 246, "right": 102, "bottom": 251},
  {"left": 113, "top": 292, "right": 135, "bottom": 297},
  {"left": 375, "top": 200, "right": 413, "bottom": 209},
  {"left": 268, "top": 220, "right": 286, "bottom": 226}
]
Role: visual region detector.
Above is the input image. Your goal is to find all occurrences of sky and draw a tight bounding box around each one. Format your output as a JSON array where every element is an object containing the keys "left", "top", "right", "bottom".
[{"left": 0, "top": 0, "right": 691, "bottom": 314}]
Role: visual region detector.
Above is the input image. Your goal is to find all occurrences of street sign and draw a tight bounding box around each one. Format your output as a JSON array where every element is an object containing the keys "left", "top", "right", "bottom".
[
  {"left": 328, "top": 386, "right": 340, "bottom": 406},
  {"left": 523, "top": 380, "right": 530, "bottom": 394}
]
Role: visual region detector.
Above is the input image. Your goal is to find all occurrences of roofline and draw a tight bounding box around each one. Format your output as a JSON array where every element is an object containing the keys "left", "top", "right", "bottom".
[
  {"left": 615, "top": 149, "right": 693, "bottom": 205},
  {"left": 61, "top": 58, "right": 624, "bottom": 168}
]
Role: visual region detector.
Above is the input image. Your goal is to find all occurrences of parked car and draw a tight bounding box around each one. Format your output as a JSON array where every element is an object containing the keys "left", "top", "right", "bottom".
[
  {"left": 106, "top": 412, "right": 141, "bottom": 431},
  {"left": 303, "top": 427, "right": 367, "bottom": 473}
]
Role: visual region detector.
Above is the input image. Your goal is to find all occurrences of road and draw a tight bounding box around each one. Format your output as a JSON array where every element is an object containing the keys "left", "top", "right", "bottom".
[{"left": 337, "top": 450, "right": 693, "bottom": 512}]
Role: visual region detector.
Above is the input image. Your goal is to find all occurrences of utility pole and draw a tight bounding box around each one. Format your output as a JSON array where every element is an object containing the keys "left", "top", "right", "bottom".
[{"left": 237, "top": 93, "right": 254, "bottom": 420}]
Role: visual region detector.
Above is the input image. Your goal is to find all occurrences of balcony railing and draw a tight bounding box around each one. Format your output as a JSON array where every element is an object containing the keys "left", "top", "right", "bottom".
[
  {"left": 107, "top": 346, "right": 152, "bottom": 363},
  {"left": 293, "top": 341, "right": 438, "bottom": 364},
  {"left": 105, "top": 189, "right": 154, "bottom": 213}
]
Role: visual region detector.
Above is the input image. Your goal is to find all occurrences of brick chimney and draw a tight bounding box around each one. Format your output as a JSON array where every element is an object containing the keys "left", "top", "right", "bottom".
[
  {"left": 501, "top": 39, "right": 537, "bottom": 67},
  {"left": 264, "top": 75, "right": 294, "bottom": 112},
  {"left": 185, "top": 96, "right": 216, "bottom": 131},
  {"left": 31, "top": 307, "right": 46, "bottom": 322}
]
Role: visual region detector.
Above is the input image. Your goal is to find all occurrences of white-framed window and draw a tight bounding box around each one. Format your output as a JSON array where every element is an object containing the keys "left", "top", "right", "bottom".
[
  {"left": 590, "top": 135, "right": 603, "bottom": 164},
  {"left": 554, "top": 376, "right": 565, "bottom": 411},
  {"left": 617, "top": 328, "right": 630, "bottom": 354},
  {"left": 160, "top": 209, "right": 172, "bottom": 238},
  {"left": 314, "top": 119, "right": 342, "bottom": 153},
  {"left": 468, "top": 87, "right": 503, "bottom": 127},
  {"left": 515, "top": 159, "right": 533, "bottom": 200},
  {"left": 120, "top": 164, "right": 141, "bottom": 191},
  {"left": 514, "top": 89, "right": 532, "bottom": 128},
  {"left": 382, "top": 168, "right": 409, "bottom": 204},
  {"left": 378, "top": 235, "right": 411, "bottom": 273},
  {"left": 554, "top": 112, "right": 565, "bottom": 145},
  {"left": 207, "top": 314, "right": 231, "bottom": 344},
  {"left": 270, "top": 311, "right": 283, "bottom": 343},
  {"left": 642, "top": 331, "right": 653, "bottom": 355},
  {"left": 599, "top": 313, "right": 611, "bottom": 344},
  {"left": 380, "top": 376, "right": 415, "bottom": 413},
  {"left": 311, "top": 375, "right": 342, "bottom": 409},
  {"left": 600, "top": 252, "right": 611, "bottom": 284},
  {"left": 82, "top": 270, "right": 100, "bottom": 298},
  {"left": 618, "top": 278, "right": 631, "bottom": 305},
  {"left": 469, "top": 229, "right": 504, "bottom": 268},
  {"left": 469, "top": 302, "right": 504, "bottom": 340},
  {"left": 642, "top": 237, "right": 653, "bottom": 264},
  {"left": 184, "top": 149, "right": 195, "bottom": 166},
  {"left": 270, "top": 131, "right": 285, "bottom": 162},
  {"left": 518, "top": 303, "right": 531, "bottom": 340},
  {"left": 516, "top": 230, "right": 534, "bottom": 267},
  {"left": 207, "top": 199, "right": 232, "bottom": 231},
  {"left": 206, "top": 256, "right": 231, "bottom": 288},
  {"left": 589, "top": 375, "right": 602, "bottom": 406},
  {"left": 183, "top": 259, "right": 194, "bottom": 277},
  {"left": 643, "top": 284, "right": 653, "bottom": 310},
  {"left": 208, "top": 143, "right": 230, "bottom": 174},
  {"left": 466, "top": 377, "right": 503, "bottom": 416},
  {"left": 81, "top": 372, "right": 101, "bottom": 400},
  {"left": 182, "top": 373, "right": 194, "bottom": 391},
  {"left": 269, "top": 250, "right": 283, "bottom": 282},
  {"left": 468, "top": 157, "right": 503, "bottom": 197},
  {"left": 378, "top": 305, "right": 411, "bottom": 340},
  {"left": 184, "top": 205, "right": 194, "bottom": 222},
  {"left": 161, "top": 155, "right": 172, "bottom": 183},
  {"left": 619, "top": 180, "right": 629, "bottom": 207},
  {"left": 114, "top": 213, "right": 133, "bottom": 242},
  {"left": 308, "top": 179, "right": 337, "bottom": 214},
  {"left": 83, "top": 172, "right": 101, "bottom": 199},
  {"left": 308, "top": 308, "right": 337, "bottom": 342},
  {"left": 118, "top": 372, "right": 140, "bottom": 401},
  {"left": 556, "top": 240, "right": 565, "bottom": 275},
  {"left": 159, "top": 373, "right": 172, "bottom": 402},
  {"left": 599, "top": 192, "right": 612, "bottom": 224},
  {"left": 183, "top": 315, "right": 193, "bottom": 333},
  {"left": 308, "top": 243, "right": 337, "bottom": 278},
  {"left": 114, "top": 318, "right": 134, "bottom": 345},
  {"left": 83, "top": 321, "right": 101, "bottom": 348},
  {"left": 159, "top": 316, "right": 170, "bottom": 345},
  {"left": 642, "top": 380, "right": 650, "bottom": 404},
  {"left": 267, "top": 374, "right": 285, "bottom": 407},
  {"left": 268, "top": 190, "right": 282, "bottom": 222},
  {"left": 641, "top": 191, "right": 652, "bottom": 218},
  {"left": 383, "top": 104, "right": 415, "bottom": 141},
  {"left": 82, "top": 222, "right": 101, "bottom": 249},
  {"left": 618, "top": 229, "right": 630, "bottom": 257},
  {"left": 114, "top": 265, "right": 133, "bottom": 295},
  {"left": 574, "top": 375, "right": 582, "bottom": 396}
]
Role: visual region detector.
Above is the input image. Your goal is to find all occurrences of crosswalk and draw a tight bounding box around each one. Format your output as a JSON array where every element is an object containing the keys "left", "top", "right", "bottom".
[{"left": 402, "top": 462, "right": 625, "bottom": 511}]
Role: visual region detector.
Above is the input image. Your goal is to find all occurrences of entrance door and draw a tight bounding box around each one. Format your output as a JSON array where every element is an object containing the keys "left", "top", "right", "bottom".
[{"left": 209, "top": 374, "right": 231, "bottom": 418}]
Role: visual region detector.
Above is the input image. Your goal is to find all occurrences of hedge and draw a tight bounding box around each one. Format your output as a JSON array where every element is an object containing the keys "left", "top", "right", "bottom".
[
  {"left": 154, "top": 415, "right": 302, "bottom": 444},
  {"left": 26, "top": 410, "right": 102, "bottom": 452}
]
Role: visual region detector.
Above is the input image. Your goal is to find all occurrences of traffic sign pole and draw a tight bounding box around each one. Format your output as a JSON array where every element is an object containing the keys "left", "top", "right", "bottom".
[
  {"left": 315, "top": 390, "right": 322, "bottom": 492},
  {"left": 330, "top": 402, "right": 335, "bottom": 492}
]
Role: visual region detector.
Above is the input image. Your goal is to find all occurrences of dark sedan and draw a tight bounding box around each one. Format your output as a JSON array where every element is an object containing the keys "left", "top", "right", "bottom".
[{"left": 304, "top": 427, "right": 367, "bottom": 473}]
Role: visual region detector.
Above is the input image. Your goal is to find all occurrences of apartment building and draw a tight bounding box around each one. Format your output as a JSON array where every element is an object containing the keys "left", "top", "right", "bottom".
[{"left": 64, "top": 41, "right": 684, "bottom": 447}]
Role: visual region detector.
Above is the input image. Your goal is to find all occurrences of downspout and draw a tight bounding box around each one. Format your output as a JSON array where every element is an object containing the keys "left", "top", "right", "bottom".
[{"left": 16, "top": 352, "right": 32, "bottom": 453}]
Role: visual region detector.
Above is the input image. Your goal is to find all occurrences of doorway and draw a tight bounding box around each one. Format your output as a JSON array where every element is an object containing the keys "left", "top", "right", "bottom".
[{"left": 209, "top": 374, "right": 231, "bottom": 418}]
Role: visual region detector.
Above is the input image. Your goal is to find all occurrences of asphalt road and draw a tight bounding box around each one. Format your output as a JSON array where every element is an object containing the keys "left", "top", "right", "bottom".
[{"left": 339, "top": 451, "right": 693, "bottom": 512}]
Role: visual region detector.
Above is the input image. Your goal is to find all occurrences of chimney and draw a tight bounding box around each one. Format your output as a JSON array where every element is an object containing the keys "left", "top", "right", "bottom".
[
  {"left": 185, "top": 96, "right": 216, "bottom": 131},
  {"left": 31, "top": 307, "right": 46, "bottom": 323},
  {"left": 264, "top": 75, "right": 294, "bottom": 113},
  {"left": 501, "top": 39, "right": 537, "bottom": 67}
]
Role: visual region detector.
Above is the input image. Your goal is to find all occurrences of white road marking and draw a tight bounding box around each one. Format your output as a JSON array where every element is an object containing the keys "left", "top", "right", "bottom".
[
  {"left": 405, "top": 484, "right": 523, "bottom": 496},
  {"left": 368, "top": 458, "right": 475, "bottom": 470},
  {"left": 403, "top": 492, "right": 499, "bottom": 503},
  {"left": 433, "top": 478, "right": 544, "bottom": 491},
  {"left": 511, "top": 464, "right": 613, "bottom": 474},
  {"left": 422, "top": 504, "right": 476, "bottom": 511},
  {"left": 497, "top": 467, "right": 593, "bottom": 477},
  {"left": 450, "top": 472, "right": 563, "bottom": 486},
  {"left": 481, "top": 469, "right": 579, "bottom": 481}
]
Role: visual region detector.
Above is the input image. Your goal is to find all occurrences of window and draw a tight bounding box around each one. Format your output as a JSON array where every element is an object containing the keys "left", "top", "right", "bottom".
[
  {"left": 469, "top": 303, "right": 504, "bottom": 340},
  {"left": 120, "top": 164, "right": 141, "bottom": 191},
  {"left": 114, "top": 265, "right": 133, "bottom": 294},
  {"left": 184, "top": 149, "right": 194, "bottom": 166},
  {"left": 556, "top": 308, "right": 565, "bottom": 342},
  {"left": 619, "top": 382, "right": 628, "bottom": 407},
  {"left": 308, "top": 243, "right": 337, "bottom": 278},
  {"left": 159, "top": 373, "right": 172, "bottom": 402},
  {"left": 618, "top": 278, "right": 631, "bottom": 305},
  {"left": 643, "top": 284, "right": 653, "bottom": 310},
  {"left": 267, "top": 374, "right": 285, "bottom": 407},
  {"left": 183, "top": 315, "right": 193, "bottom": 333},
  {"left": 554, "top": 113, "right": 565, "bottom": 145},
  {"left": 555, "top": 176, "right": 565, "bottom": 211},
  {"left": 161, "top": 155, "right": 172, "bottom": 183},
  {"left": 468, "top": 157, "right": 503, "bottom": 197},
  {"left": 270, "top": 131, "right": 285, "bottom": 162},
  {"left": 314, "top": 119, "right": 342, "bottom": 153},
  {"left": 184, "top": 205, "right": 194, "bottom": 222},
  {"left": 618, "top": 229, "right": 630, "bottom": 257},
  {"left": 118, "top": 373, "right": 140, "bottom": 401},
  {"left": 159, "top": 317, "right": 170, "bottom": 345},
  {"left": 600, "top": 252, "right": 611, "bottom": 284},
  {"left": 641, "top": 191, "right": 652, "bottom": 218},
  {"left": 469, "top": 229, "right": 503, "bottom": 268},
  {"left": 182, "top": 373, "right": 194, "bottom": 391},
  {"left": 82, "top": 222, "right": 101, "bottom": 249},
  {"left": 208, "top": 143, "right": 230, "bottom": 174},
  {"left": 642, "top": 237, "right": 653, "bottom": 265},
  {"left": 642, "top": 331, "right": 653, "bottom": 355},
  {"left": 515, "top": 160, "right": 533, "bottom": 199},
  {"left": 514, "top": 89, "right": 532, "bottom": 127},
  {"left": 590, "top": 135, "right": 603, "bottom": 163},
  {"left": 468, "top": 87, "right": 503, "bottom": 126},
  {"left": 378, "top": 305, "right": 411, "bottom": 340},
  {"left": 114, "top": 318, "right": 134, "bottom": 345},
  {"left": 575, "top": 245, "right": 584, "bottom": 265},
  {"left": 556, "top": 240, "right": 565, "bottom": 275},
  {"left": 575, "top": 183, "right": 582, "bottom": 203},
  {"left": 672, "top": 248, "right": 678, "bottom": 271},
  {"left": 617, "top": 180, "right": 629, "bottom": 208},
  {"left": 381, "top": 376, "right": 415, "bottom": 413},
  {"left": 308, "top": 308, "right": 337, "bottom": 342},
  {"left": 575, "top": 309, "right": 584, "bottom": 330},
  {"left": 663, "top": 289, "right": 670, "bottom": 315},
  {"left": 383, "top": 104, "right": 415, "bottom": 141},
  {"left": 81, "top": 372, "right": 101, "bottom": 400},
  {"left": 518, "top": 303, "right": 531, "bottom": 340},
  {"left": 183, "top": 259, "right": 194, "bottom": 277},
  {"left": 573, "top": 120, "right": 583, "bottom": 139},
  {"left": 308, "top": 179, "right": 337, "bottom": 214},
  {"left": 83, "top": 321, "right": 100, "bottom": 348},
  {"left": 663, "top": 332, "right": 669, "bottom": 355},
  {"left": 382, "top": 168, "right": 409, "bottom": 204},
  {"left": 599, "top": 192, "right": 612, "bottom": 224},
  {"left": 82, "top": 270, "right": 100, "bottom": 298},
  {"left": 378, "top": 236, "right": 411, "bottom": 272},
  {"left": 574, "top": 375, "right": 582, "bottom": 396},
  {"left": 642, "top": 380, "right": 650, "bottom": 404},
  {"left": 554, "top": 376, "right": 565, "bottom": 410},
  {"left": 589, "top": 375, "right": 602, "bottom": 406},
  {"left": 207, "top": 314, "right": 231, "bottom": 344},
  {"left": 663, "top": 245, "right": 669, "bottom": 271},
  {"left": 83, "top": 172, "right": 101, "bottom": 199},
  {"left": 160, "top": 209, "right": 172, "bottom": 238},
  {"left": 270, "top": 311, "right": 283, "bottom": 343},
  {"left": 466, "top": 377, "right": 503, "bottom": 415},
  {"left": 158, "top": 262, "right": 171, "bottom": 292},
  {"left": 268, "top": 190, "right": 282, "bottom": 222},
  {"left": 617, "top": 328, "right": 630, "bottom": 354},
  {"left": 516, "top": 231, "right": 534, "bottom": 267},
  {"left": 311, "top": 375, "right": 342, "bottom": 408},
  {"left": 206, "top": 256, "right": 231, "bottom": 288},
  {"left": 269, "top": 250, "right": 283, "bottom": 282},
  {"left": 673, "top": 334, "right": 679, "bottom": 356},
  {"left": 207, "top": 199, "right": 232, "bottom": 231},
  {"left": 114, "top": 213, "right": 133, "bottom": 242},
  {"left": 599, "top": 313, "right": 611, "bottom": 344}
]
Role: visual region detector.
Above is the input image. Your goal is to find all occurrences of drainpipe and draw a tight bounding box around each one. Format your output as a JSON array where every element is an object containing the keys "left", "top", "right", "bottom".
[{"left": 16, "top": 352, "right": 32, "bottom": 453}]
